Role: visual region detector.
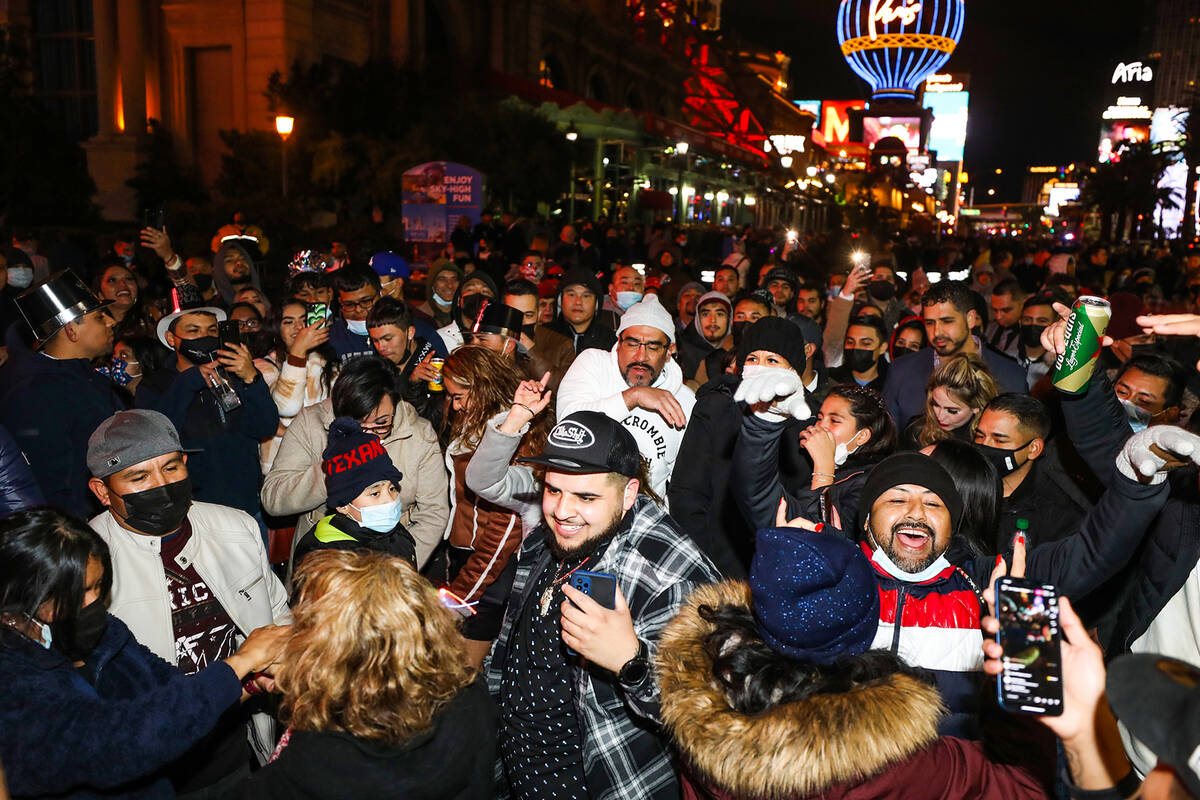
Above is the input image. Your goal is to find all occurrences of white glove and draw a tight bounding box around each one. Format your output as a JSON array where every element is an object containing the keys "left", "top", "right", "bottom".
[
  {"left": 1116, "top": 426, "right": 1200, "bottom": 485},
  {"left": 735, "top": 366, "right": 811, "bottom": 421}
]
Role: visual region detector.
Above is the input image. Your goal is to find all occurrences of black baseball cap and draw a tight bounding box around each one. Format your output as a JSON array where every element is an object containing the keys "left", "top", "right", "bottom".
[
  {"left": 1108, "top": 653, "right": 1200, "bottom": 797},
  {"left": 518, "top": 411, "right": 641, "bottom": 478}
]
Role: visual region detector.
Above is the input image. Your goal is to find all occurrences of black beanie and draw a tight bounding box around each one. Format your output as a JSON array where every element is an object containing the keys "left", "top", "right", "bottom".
[
  {"left": 738, "top": 316, "right": 808, "bottom": 371},
  {"left": 322, "top": 417, "right": 404, "bottom": 508},
  {"left": 558, "top": 267, "right": 604, "bottom": 300},
  {"left": 857, "top": 453, "right": 963, "bottom": 536}
]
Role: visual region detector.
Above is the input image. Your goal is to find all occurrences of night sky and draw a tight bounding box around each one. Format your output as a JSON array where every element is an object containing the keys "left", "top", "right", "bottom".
[{"left": 724, "top": 0, "right": 1150, "bottom": 201}]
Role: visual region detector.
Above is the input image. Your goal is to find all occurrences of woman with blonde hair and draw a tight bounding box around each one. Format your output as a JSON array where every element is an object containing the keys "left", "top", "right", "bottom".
[
  {"left": 903, "top": 353, "right": 998, "bottom": 449},
  {"left": 437, "top": 345, "right": 554, "bottom": 666},
  {"left": 235, "top": 550, "right": 496, "bottom": 798}
]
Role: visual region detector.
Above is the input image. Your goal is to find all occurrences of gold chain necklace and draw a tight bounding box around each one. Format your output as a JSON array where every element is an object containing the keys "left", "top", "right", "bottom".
[{"left": 538, "top": 556, "right": 592, "bottom": 617}]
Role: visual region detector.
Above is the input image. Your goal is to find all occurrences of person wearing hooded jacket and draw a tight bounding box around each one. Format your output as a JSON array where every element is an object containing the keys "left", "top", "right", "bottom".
[
  {"left": 556, "top": 295, "right": 695, "bottom": 501},
  {"left": 656, "top": 522, "right": 1136, "bottom": 800},
  {"left": 415, "top": 261, "right": 464, "bottom": 327},
  {"left": 211, "top": 240, "right": 263, "bottom": 308},
  {"left": 733, "top": 432, "right": 1181, "bottom": 737},
  {"left": 675, "top": 290, "right": 732, "bottom": 385}
]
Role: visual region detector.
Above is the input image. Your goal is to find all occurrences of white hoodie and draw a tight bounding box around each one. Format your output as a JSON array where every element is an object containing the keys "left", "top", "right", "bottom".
[{"left": 556, "top": 345, "right": 695, "bottom": 500}]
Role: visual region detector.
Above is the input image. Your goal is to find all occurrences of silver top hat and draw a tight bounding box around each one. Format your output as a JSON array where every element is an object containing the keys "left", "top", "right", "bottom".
[{"left": 14, "top": 270, "right": 112, "bottom": 349}]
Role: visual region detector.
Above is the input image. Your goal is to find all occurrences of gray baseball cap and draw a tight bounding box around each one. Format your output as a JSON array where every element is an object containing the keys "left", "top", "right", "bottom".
[{"left": 87, "top": 410, "right": 197, "bottom": 478}]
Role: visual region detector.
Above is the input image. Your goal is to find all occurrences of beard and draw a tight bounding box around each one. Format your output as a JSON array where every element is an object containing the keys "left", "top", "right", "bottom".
[
  {"left": 622, "top": 361, "right": 659, "bottom": 387},
  {"left": 880, "top": 518, "right": 941, "bottom": 572},
  {"left": 547, "top": 508, "right": 627, "bottom": 563}
]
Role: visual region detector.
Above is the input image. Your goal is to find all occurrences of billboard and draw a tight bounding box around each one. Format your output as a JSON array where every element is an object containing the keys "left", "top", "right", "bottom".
[
  {"left": 1098, "top": 121, "right": 1150, "bottom": 163},
  {"left": 821, "top": 100, "right": 866, "bottom": 145},
  {"left": 863, "top": 116, "right": 922, "bottom": 150},
  {"left": 926, "top": 89, "right": 969, "bottom": 162},
  {"left": 401, "top": 162, "right": 483, "bottom": 244},
  {"left": 794, "top": 100, "right": 822, "bottom": 117}
]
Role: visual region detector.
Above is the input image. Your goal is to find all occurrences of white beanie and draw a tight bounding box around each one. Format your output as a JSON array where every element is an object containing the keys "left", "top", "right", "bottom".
[{"left": 617, "top": 294, "right": 676, "bottom": 344}]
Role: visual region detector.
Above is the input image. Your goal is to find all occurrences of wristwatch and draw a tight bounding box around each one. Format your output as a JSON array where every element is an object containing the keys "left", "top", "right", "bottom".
[{"left": 617, "top": 639, "right": 651, "bottom": 687}]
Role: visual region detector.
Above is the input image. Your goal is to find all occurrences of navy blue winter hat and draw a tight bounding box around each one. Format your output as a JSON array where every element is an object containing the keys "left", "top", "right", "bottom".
[
  {"left": 750, "top": 527, "right": 879, "bottom": 664},
  {"left": 322, "top": 417, "right": 403, "bottom": 508}
]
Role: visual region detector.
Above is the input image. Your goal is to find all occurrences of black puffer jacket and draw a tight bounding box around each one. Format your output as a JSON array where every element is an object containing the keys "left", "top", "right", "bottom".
[{"left": 0, "top": 423, "right": 44, "bottom": 517}]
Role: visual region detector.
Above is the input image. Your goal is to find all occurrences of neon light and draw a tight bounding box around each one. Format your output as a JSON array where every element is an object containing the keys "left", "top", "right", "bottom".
[
  {"left": 869, "top": 0, "right": 923, "bottom": 41},
  {"left": 839, "top": 0, "right": 964, "bottom": 101}
]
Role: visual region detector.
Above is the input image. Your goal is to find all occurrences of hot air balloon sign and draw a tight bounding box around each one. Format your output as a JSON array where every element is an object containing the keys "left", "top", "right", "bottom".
[{"left": 837, "top": 0, "right": 965, "bottom": 102}]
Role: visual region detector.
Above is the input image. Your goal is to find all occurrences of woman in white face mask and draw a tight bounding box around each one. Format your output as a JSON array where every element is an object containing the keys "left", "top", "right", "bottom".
[{"left": 796, "top": 383, "right": 898, "bottom": 530}]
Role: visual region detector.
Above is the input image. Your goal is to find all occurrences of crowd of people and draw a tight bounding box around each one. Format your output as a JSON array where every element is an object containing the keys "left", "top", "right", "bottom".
[{"left": 6, "top": 215, "right": 1200, "bottom": 799}]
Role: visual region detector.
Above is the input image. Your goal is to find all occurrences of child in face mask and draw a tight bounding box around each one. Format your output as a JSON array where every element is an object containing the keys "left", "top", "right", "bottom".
[{"left": 293, "top": 417, "right": 416, "bottom": 570}]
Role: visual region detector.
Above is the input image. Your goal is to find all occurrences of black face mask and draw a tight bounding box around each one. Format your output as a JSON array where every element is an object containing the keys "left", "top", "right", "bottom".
[
  {"left": 50, "top": 598, "right": 108, "bottom": 662},
  {"left": 974, "top": 441, "right": 1033, "bottom": 477},
  {"left": 844, "top": 348, "right": 878, "bottom": 373},
  {"left": 731, "top": 320, "right": 749, "bottom": 346},
  {"left": 867, "top": 280, "right": 896, "bottom": 301},
  {"left": 194, "top": 274, "right": 214, "bottom": 292},
  {"left": 118, "top": 478, "right": 193, "bottom": 536},
  {"left": 1019, "top": 324, "right": 1047, "bottom": 350},
  {"left": 177, "top": 336, "right": 220, "bottom": 364}
]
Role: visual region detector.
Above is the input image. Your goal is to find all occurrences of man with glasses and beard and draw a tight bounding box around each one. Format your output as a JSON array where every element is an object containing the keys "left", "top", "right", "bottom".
[
  {"left": 556, "top": 295, "right": 694, "bottom": 500},
  {"left": 487, "top": 411, "right": 721, "bottom": 800}
]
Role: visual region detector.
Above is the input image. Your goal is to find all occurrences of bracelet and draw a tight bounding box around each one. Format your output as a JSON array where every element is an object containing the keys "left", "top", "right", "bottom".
[
  {"left": 513, "top": 402, "right": 535, "bottom": 416},
  {"left": 812, "top": 471, "right": 836, "bottom": 479}
]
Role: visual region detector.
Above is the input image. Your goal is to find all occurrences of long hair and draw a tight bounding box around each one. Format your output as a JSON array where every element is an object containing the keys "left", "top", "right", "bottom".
[
  {"left": 927, "top": 439, "right": 999, "bottom": 558},
  {"left": 0, "top": 509, "right": 112, "bottom": 644},
  {"left": 272, "top": 297, "right": 337, "bottom": 393},
  {"left": 699, "top": 602, "right": 932, "bottom": 716},
  {"left": 824, "top": 384, "right": 896, "bottom": 465},
  {"left": 915, "top": 354, "right": 997, "bottom": 447},
  {"left": 442, "top": 345, "right": 552, "bottom": 456},
  {"left": 279, "top": 550, "right": 476, "bottom": 743}
]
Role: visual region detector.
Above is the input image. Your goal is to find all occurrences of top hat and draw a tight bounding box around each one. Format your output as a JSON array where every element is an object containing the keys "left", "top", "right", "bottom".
[
  {"left": 471, "top": 300, "right": 524, "bottom": 340},
  {"left": 15, "top": 270, "right": 112, "bottom": 349}
]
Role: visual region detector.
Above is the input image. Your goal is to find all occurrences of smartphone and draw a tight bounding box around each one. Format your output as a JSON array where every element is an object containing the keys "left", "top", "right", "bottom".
[
  {"left": 143, "top": 206, "right": 166, "bottom": 231},
  {"left": 995, "top": 577, "right": 1063, "bottom": 716},
  {"left": 217, "top": 320, "right": 242, "bottom": 351},
  {"left": 437, "top": 587, "right": 476, "bottom": 618},
  {"left": 569, "top": 570, "right": 617, "bottom": 609},
  {"left": 305, "top": 302, "right": 330, "bottom": 327}
]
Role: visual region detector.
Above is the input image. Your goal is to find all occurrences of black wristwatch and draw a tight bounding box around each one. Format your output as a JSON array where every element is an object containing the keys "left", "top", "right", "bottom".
[{"left": 617, "top": 639, "right": 651, "bottom": 687}]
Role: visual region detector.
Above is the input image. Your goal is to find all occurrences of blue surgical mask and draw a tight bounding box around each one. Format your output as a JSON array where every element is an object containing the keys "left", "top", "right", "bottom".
[
  {"left": 616, "top": 291, "right": 643, "bottom": 310},
  {"left": 352, "top": 497, "right": 403, "bottom": 533},
  {"left": 346, "top": 319, "right": 368, "bottom": 336},
  {"left": 1122, "top": 399, "right": 1152, "bottom": 433},
  {"left": 870, "top": 538, "right": 952, "bottom": 583},
  {"left": 433, "top": 294, "right": 452, "bottom": 308},
  {"left": 106, "top": 357, "right": 135, "bottom": 387}
]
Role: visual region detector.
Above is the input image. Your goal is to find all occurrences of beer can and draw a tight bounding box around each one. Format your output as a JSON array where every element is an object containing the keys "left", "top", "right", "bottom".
[
  {"left": 1052, "top": 296, "right": 1111, "bottom": 394},
  {"left": 427, "top": 357, "right": 445, "bottom": 392}
]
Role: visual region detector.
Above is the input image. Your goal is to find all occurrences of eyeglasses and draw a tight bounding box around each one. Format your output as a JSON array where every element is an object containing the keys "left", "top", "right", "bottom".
[
  {"left": 360, "top": 416, "right": 393, "bottom": 435},
  {"left": 619, "top": 336, "right": 668, "bottom": 354},
  {"left": 341, "top": 294, "right": 379, "bottom": 313},
  {"left": 236, "top": 319, "right": 262, "bottom": 331}
]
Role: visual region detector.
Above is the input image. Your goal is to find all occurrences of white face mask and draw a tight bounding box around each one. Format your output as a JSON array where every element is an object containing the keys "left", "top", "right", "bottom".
[
  {"left": 352, "top": 497, "right": 403, "bottom": 533},
  {"left": 869, "top": 529, "right": 951, "bottom": 583},
  {"left": 833, "top": 430, "right": 865, "bottom": 467},
  {"left": 346, "top": 318, "right": 368, "bottom": 336},
  {"left": 7, "top": 266, "right": 34, "bottom": 290}
]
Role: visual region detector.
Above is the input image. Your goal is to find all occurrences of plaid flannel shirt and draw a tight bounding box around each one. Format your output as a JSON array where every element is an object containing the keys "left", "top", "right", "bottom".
[{"left": 486, "top": 495, "right": 722, "bottom": 800}]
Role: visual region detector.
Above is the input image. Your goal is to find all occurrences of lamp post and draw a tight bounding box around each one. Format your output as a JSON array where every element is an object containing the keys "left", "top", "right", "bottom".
[
  {"left": 275, "top": 115, "right": 294, "bottom": 199},
  {"left": 676, "top": 140, "right": 689, "bottom": 222},
  {"left": 565, "top": 123, "right": 579, "bottom": 221}
]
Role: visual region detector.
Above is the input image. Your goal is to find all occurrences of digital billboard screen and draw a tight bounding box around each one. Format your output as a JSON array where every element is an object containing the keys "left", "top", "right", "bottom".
[
  {"left": 926, "top": 91, "right": 969, "bottom": 162},
  {"left": 1098, "top": 121, "right": 1150, "bottom": 163},
  {"left": 863, "top": 116, "right": 922, "bottom": 150}
]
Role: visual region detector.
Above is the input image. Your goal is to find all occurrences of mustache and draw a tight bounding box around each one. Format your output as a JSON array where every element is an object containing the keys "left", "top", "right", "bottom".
[
  {"left": 890, "top": 519, "right": 934, "bottom": 537},
  {"left": 625, "top": 361, "right": 653, "bottom": 371}
]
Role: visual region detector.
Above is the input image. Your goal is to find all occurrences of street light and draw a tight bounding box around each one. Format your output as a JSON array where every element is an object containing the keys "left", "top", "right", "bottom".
[
  {"left": 780, "top": 154, "right": 793, "bottom": 169},
  {"left": 676, "top": 140, "right": 689, "bottom": 155},
  {"left": 806, "top": 166, "right": 818, "bottom": 177},
  {"left": 275, "top": 115, "right": 294, "bottom": 199},
  {"left": 565, "top": 124, "right": 579, "bottom": 220},
  {"left": 675, "top": 142, "right": 690, "bottom": 221},
  {"left": 825, "top": 173, "right": 836, "bottom": 184}
]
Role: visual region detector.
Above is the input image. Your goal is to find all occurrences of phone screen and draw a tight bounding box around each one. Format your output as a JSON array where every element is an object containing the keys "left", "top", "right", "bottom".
[
  {"left": 305, "top": 303, "right": 329, "bottom": 327},
  {"left": 996, "top": 578, "right": 1063, "bottom": 715},
  {"left": 218, "top": 320, "right": 242, "bottom": 350}
]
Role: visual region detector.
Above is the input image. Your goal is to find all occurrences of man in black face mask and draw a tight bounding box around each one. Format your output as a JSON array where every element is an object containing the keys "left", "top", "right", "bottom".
[
  {"left": 87, "top": 409, "right": 292, "bottom": 794},
  {"left": 865, "top": 263, "right": 907, "bottom": 331},
  {"left": 974, "top": 394, "right": 1089, "bottom": 551},
  {"left": 136, "top": 308, "right": 279, "bottom": 518},
  {"left": 827, "top": 315, "right": 889, "bottom": 392},
  {"left": 1015, "top": 294, "right": 1058, "bottom": 389}
]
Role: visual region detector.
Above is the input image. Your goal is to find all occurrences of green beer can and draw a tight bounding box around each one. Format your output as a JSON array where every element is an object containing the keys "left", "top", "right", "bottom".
[{"left": 1052, "top": 296, "right": 1112, "bottom": 394}]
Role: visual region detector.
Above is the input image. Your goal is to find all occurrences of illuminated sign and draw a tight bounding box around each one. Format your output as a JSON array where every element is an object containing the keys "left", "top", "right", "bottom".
[
  {"left": 837, "top": 0, "right": 964, "bottom": 101},
  {"left": 924, "top": 73, "right": 968, "bottom": 93},
  {"left": 1112, "top": 61, "right": 1154, "bottom": 84},
  {"left": 1152, "top": 106, "right": 1187, "bottom": 151},
  {"left": 764, "top": 135, "right": 807, "bottom": 155},
  {"left": 1103, "top": 104, "right": 1153, "bottom": 120},
  {"left": 793, "top": 100, "right": 822, "bottom": 117},
  {"left": 926, "top": 89, "right": 968, "bottom": 162},
  {"left": 1029, "top": 166, "right": 1059, "bottom": 173},
  {"left": 1098, "top": 121, "right": 1150, "bottom": 163},
  {"left": 863, "top": 116, "right": 921, "bottom": 150},
  {"left": 821, "top": 100, "right": 867, "bottom": 145}
]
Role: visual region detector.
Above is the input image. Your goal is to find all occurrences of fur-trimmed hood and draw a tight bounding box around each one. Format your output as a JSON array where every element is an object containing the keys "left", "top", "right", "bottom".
[{"left": 656, "top": 581, "right": 945, "bottom": 799}]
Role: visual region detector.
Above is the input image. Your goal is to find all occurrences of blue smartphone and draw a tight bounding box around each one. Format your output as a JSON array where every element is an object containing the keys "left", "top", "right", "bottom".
[{"left": 570, "top": 570, "right": 617, "bottom": 609}]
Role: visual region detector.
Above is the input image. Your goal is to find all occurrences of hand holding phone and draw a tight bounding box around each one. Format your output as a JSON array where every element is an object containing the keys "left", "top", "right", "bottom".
[
  {"left": 218, "top": 319, "right": 243, "bottom": 351},
  {"left": 305, "top": 302, "right": 330, "bottom": 328}
]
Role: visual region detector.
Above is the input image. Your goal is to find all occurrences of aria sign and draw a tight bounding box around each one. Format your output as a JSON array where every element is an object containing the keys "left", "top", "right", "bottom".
[
  {"left": 1112, "top": 61, "right": 1154, "bottom": 85},
  {"left": 837, "top": 0, "right": 965, "bottom": 101}
]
